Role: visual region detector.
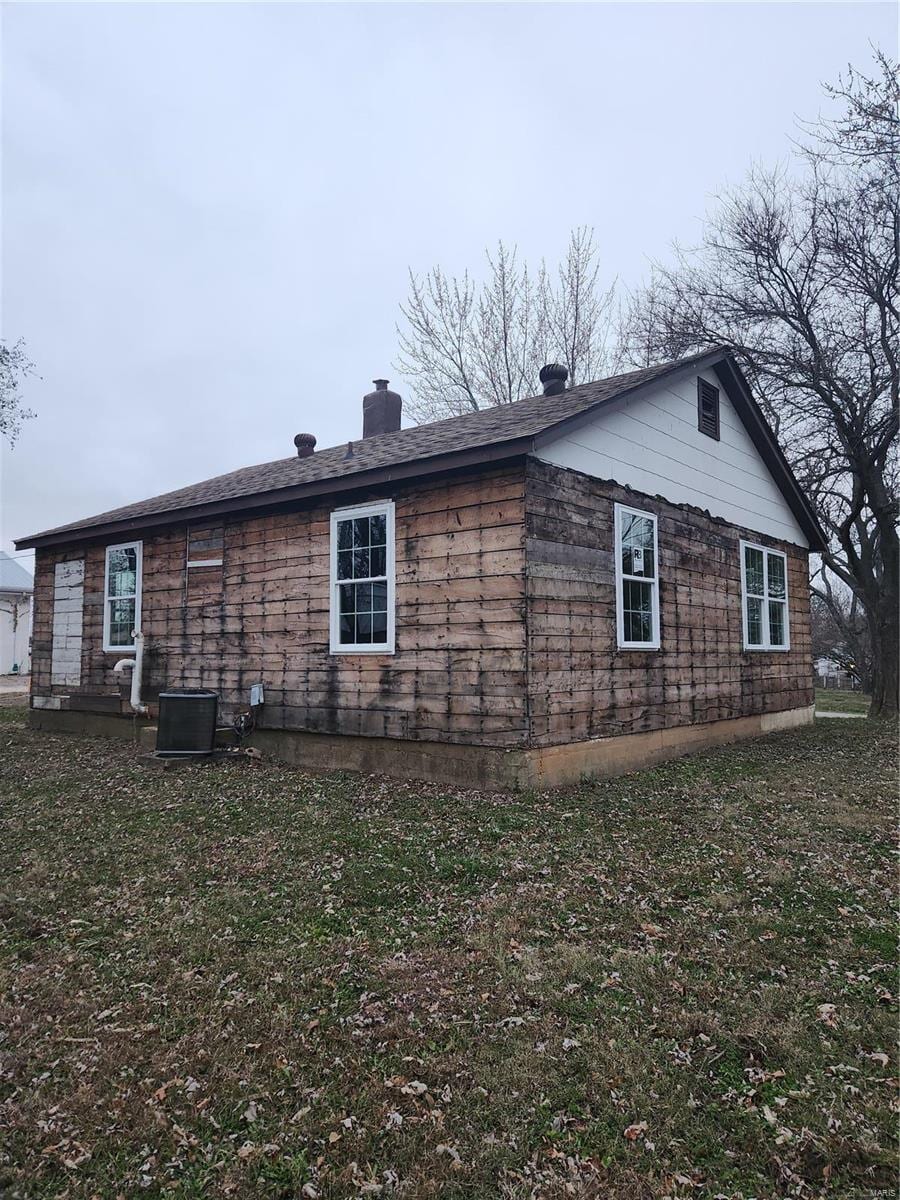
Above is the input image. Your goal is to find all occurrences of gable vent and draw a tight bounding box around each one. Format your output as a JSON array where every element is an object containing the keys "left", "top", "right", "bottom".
[{"left": 697, "top": 378, "right": 720, "bottom": 440}]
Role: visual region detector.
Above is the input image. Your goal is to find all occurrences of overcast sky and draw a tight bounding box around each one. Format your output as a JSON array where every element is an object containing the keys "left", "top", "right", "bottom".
[{"left": 2, "top": 1, "right": 895, "bottom": 569}]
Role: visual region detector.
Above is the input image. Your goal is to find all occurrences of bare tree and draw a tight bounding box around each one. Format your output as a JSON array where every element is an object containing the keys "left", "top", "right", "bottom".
[
  {"left": 623, "top": 52, "right": 899, "bottom": 718},
  {"left": 396, "top": 228, "right": 618, "bottom": 421},
  {"left": 0, "top": 340, "right": 36, "bottom": 447},
  {"left": 811, "top": 567, "right": 873, "bottom": 691}
]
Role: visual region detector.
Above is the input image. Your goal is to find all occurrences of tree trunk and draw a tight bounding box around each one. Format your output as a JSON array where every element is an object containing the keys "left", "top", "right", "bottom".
[
  {"left": 867, "top": 531, "right": 899, "bottom": 718},
  {"left": 869, "top": 619, "right": 899, "bottom": 717},
  {"left": 858, "top": 660, "right": 876, "bottom": 696}
]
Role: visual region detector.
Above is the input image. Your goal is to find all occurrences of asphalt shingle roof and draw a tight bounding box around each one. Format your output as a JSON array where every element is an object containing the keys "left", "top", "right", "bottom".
[{"left": 20, "top": 355, "right": 719, "bottom": 547}]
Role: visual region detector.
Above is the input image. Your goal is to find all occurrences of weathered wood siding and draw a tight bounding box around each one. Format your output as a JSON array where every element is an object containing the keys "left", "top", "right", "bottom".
[
  {"left": 525, "top": 459, "right": 812, "bottom": 746},
  {"left": 31, "top": 466, "right": 529, "bottom": 747},
  {"left": 30, "top": 457, "right": 813, "bottom": 755}
]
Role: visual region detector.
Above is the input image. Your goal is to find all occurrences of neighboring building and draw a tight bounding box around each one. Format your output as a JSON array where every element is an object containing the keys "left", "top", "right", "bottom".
[
  {"left": 0, "top": 550, "right": 33, "bottom": 675},
  {"left": 814, "top": 656, "right": 859, "bottom": 690},
  {"left": 15, "top": 349, "right": 825, "bottom": 787}
]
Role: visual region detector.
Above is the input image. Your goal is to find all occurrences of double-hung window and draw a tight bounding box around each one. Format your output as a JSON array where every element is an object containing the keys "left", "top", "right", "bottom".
[
  {"left": 615, "top": 503, "right": 660, "bottom": 649},
  {"left": 103, "top": 541, "right": 142, "bottom": 651},
  {"left": 740, "top": 541, "right": 789, "bottom": 650},
  {"left": 329, "top": 501, "right": 395, "bottom": 653}
]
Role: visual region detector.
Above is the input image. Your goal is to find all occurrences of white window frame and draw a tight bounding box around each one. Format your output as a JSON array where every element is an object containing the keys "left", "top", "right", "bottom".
[
  {"left": 329, "top": 500, "right": 395, "bottom": 655},
  {"left": 740, "top": 539, "right": 790, "bottom": 652},
  {"left": 614, "top": 502, "right": 660, "bottom": 651},
  {"left": 102, "top": 539, "right": 143, "bottom": 652}
]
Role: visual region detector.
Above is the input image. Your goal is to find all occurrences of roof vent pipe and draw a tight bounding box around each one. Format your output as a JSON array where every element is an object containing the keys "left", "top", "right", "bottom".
[
  {"left": 294, "top": 433, "right": 316, "bottom": 457},
  {"left": 363, "top": 379, "right": 402, "bottom": 438},
  {"left": 539, "top": 363, "right": 569, "bottom": 396}
]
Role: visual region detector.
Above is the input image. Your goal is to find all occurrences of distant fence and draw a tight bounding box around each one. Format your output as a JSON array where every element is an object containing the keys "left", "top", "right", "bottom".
[{"left": 815, "top": 672, "right": 861, "bottom": 691}]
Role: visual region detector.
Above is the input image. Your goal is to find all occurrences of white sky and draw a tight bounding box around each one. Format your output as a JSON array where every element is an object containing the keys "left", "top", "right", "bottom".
[{"left": 2, "top": 1, "right": 895, "bottom": 570}]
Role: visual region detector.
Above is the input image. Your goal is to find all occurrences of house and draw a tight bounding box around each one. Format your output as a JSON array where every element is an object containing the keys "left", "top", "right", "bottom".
[
  {"left": 0, "top": 550, "right": 33, "bottom": 675},
  {"left": 15, "top": 349, "right": 825, "bottom": 788}
]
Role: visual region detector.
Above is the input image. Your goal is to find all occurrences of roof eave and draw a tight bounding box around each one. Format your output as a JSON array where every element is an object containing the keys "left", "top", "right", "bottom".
[{"left": 15, "top": 436, "right": 537, "bottom": 551}]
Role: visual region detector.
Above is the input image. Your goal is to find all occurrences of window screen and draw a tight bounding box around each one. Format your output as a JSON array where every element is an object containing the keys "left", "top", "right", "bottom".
[
  {"left": 330, "top": 503, "right": 395, "bottom": 652},
  {"left": 104, "top": 542, "right": 141, "bottom": 650},
  {"left": 742, "top": 542, "right": 789, "bottom": 650},
  {"left": 616, "top": 505, "right": 660, "bottom": 649}
]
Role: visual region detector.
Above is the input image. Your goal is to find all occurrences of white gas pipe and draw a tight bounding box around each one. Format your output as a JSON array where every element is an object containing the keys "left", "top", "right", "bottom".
[{"left": 112, "top": 629, "right": 149, "bottom": 716}]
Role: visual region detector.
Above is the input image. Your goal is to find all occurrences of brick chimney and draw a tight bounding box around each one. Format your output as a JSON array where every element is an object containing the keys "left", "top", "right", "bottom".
[{"left": 363, "top": 379, "right": 402, "bottom": 438}]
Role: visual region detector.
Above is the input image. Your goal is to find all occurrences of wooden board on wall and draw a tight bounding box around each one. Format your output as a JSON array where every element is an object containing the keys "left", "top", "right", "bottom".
[
  {"left": 31, "top": 465, "right": 531, "bottom": 748},
  {"left": 523, "top": 458, "right": 813, "bottom": 747},
  {"left": 29, "top": 457, "right": 812, "bottom": 753}
]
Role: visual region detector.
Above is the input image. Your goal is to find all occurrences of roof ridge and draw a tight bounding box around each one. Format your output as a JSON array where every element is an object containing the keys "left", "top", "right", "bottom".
[{"left": 380, "top": 352, "right": 719, "bottom": 440}]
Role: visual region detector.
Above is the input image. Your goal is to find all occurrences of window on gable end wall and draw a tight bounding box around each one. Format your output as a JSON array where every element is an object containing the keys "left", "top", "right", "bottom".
[
  {"left": 103, "top": 541, "right": 142, "bottom": 651},
  {"left": 697, "top": 378, "right": 720, "bottom": 439},
  {"left": 615, "top": 503, "right": 660, "bottom": 650},
  {"left": 740, "top": 541, "right": 790, "bottom": 650},
  {"left": 329, "top": 500, "right": 395, "bottom": 653}
]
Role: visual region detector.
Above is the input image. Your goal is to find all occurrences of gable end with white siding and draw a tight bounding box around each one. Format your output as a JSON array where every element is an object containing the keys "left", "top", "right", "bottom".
[{"left": 535, "top": 368, "right": 808, "bottom": 549}]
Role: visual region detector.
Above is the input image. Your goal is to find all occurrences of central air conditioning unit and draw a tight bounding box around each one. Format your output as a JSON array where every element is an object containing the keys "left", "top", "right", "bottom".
[{"left": 156, "top": 689, "right": 218, "bottom": 757}]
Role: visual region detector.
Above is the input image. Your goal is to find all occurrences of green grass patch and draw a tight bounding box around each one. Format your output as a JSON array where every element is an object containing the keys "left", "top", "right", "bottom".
[
  {"left": 0, "top": 710, "right": 896, "bottom": 1198},
  {"left": 815, "top": 687, "right": 870, "bottom": 714}
]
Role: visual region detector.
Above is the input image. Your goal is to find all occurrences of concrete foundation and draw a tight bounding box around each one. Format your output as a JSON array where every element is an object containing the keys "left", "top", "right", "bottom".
[
  {"left": 520, "top": 704, "right": 815, "bottom": 789},
  {"left": 250, "top": 726, "right": 527, "bottom": 791},
  {"left": 29, "top": 706, "right": 151, "bottom": 741},
  {"left": 29, "top": 702, "right": 815, "bottom": 790}
]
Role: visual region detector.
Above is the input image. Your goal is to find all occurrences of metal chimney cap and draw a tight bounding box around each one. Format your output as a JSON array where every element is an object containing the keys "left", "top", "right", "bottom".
[
  {"left": 372, "top": 378, "right": 390, "bottom": 390},
  {"left": 294, "top": 432, "right": 317, "bottom": 457}
]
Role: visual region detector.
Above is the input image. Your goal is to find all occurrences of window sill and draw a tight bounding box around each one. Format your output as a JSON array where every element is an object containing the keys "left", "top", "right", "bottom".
[{"left": 329, "top": 646, "right": 396, "bottom": 656}]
